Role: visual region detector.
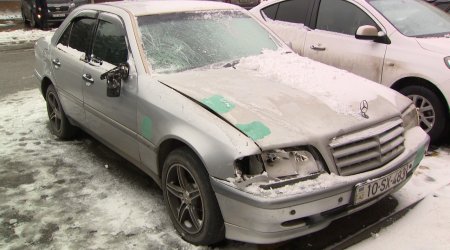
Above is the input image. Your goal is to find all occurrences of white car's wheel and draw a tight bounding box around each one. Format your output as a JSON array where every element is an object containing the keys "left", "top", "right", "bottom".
[{"left": 400, "top": 85, "right": 448, "bottom": 144}]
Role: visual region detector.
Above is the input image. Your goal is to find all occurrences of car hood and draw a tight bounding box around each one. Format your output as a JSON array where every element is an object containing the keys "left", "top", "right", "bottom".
[
  {"left": 156, "top": 51, "right": 411, "bottom": 150},
  {"left": 416, "top": 37, "right": 450, "bottom": 54}
]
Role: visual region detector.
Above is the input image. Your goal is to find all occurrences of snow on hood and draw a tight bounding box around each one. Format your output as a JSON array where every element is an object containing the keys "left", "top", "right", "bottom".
[
  {"left": 156, "top": 50, "right": 411, "bottom": 150},
  {"left": 416, "top": 36, "right": 450, "bottom": 54}
]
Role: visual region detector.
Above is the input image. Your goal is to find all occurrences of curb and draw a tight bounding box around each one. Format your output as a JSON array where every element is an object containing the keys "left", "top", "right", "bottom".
[{"left": 0, "top": 41, "right": 35, "bottom": 51}]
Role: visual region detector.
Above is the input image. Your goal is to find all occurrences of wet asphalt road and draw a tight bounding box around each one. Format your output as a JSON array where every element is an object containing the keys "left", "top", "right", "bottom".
[
  {"left": 0, "top": 48, "right": 36, "bottom": 98},
  {"left": 0, "top": 48, "right": 420, "bottom": 249}
]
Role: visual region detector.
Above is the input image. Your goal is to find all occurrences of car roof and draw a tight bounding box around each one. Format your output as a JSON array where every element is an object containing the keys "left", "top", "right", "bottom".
[{"left": 101, "top": 0, "right": 241, "bottom": 16}]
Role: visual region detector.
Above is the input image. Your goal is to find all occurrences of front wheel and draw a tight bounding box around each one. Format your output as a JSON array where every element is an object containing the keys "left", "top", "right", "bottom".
[
  {"left": 399, "top": 85, "right": 448, "bottom": 144},
  {"left": 162, "top": 147, "right": 225, "bottom": 245},
  {"left": 29, "top": 11, "right": 36, "bottom": 28},
  {"left": 21, "top": 7, "right": 29, "bottom": 25},
  {"left": 46, "top": 85, "right": 77, "bottom": 139}
]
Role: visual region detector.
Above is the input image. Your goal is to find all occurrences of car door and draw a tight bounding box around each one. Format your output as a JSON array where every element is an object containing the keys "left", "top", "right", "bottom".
[
  {"left": 303, "top": 0, "right": 387, "bottom": 83},
  {"left": 258, "top": 0, "right": 315, "bottom": 55},
  {"left": 82, "top": 12, "right": 140, "bottom": 162},
  {"left": 50, "top": 10, "right": 97, "bottom": 123}
]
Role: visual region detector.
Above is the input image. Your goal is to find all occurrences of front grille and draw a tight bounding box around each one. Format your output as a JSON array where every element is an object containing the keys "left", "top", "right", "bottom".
[
  {"left": 330, "top": 118, "right": 405, "bottom": 176},
  {"left": 48, "top": 5, "right": 70, "bottom": 12}
]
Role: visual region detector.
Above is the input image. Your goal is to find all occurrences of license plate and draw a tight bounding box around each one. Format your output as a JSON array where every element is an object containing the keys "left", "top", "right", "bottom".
[
  {"left": 52, "top": 13, "right": 66, "bottom": 18},
  {"left": 354, "top": 162, "right": 412, "bottom": 205}
]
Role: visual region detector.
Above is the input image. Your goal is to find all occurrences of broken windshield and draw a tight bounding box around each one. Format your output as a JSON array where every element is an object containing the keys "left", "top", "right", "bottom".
[{"left": 137, "top": 10, "right": 279, "bottom": 73}]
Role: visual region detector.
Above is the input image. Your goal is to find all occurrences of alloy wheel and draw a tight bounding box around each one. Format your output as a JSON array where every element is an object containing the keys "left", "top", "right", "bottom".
[
  {"left": 47, "top": 91, "right": 63, "bottom": 134},
  {"left": 165, "top": 163, "right": 204, "bottom": 234},
  {"left": 408, "top": 94, "right": 435, "bottom": 133}
]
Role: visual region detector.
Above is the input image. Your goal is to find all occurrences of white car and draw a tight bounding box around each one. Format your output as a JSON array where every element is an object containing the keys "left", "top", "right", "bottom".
[{"left": 251, "top": 0, "right": 450, "bottom": 143}]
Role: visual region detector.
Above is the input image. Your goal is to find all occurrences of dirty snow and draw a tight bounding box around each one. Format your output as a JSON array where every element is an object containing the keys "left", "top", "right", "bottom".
[
  {"left": 0, "top": 11, "right": 21, "bottom": 21},
  {"left": 0, "top": 89, "right": 449, "bottom": 249},
  {"left": 0, "top": 29, "right": 55, "bottom": 46}
]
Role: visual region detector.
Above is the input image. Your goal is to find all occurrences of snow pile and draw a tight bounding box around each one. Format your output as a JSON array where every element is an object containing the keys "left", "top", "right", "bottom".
[
  {"left": 237, "top": 50, "right": 397, "bottom": 118},
  {"left": 0, "top": 29, "right": 55, "bottom": 46},
  {"left": 0, "top": 90, "right": 203, "bottom": 249}
]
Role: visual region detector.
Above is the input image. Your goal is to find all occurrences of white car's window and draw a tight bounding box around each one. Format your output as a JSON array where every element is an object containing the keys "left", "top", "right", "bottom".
[
  {"left": 368, "top": 0, "right": 450, "bottom": 37},
  {"left": 316, "top": 0, "right": 378, "bottom": 35},
  {"left": 261, "top": 0, "right": 314, "bottom": 24},
  {"left": 92, "top": 20, "right": 128, "bottom": 66},
  {"left": 138, "top": 10, "right": 279, "bottom": 73}
]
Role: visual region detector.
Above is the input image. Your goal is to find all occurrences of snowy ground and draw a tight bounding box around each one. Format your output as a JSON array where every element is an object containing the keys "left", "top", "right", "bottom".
[
  {"left": 0, "top": 9, "right": 55, "bottom": 45},
  {"left": 1, "top": 89, "right": 449, "bottom": 249}
]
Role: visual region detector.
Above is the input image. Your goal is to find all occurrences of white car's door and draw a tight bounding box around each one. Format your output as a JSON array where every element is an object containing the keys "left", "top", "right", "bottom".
[
  {"left": 303, "top": 0, "right": 387, "bottom": 83},
  {"left": 256, "top": 0, "right": 315, "bottom": 55},
  {"left": 82, "top": 12, "right": 140, "bottom": 162}
]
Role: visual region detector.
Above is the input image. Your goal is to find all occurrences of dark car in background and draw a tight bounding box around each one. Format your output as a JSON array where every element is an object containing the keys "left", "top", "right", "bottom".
[{"left": 21, "top": 0, "right": 89, "bottom": 28}]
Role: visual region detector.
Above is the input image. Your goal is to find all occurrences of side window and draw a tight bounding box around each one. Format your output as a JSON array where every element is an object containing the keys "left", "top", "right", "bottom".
[
  {"left": 91, "top": 20, "right": 128, "bottom": 66},
  {"left": 316, "top": 0, "right": 377, "bottom": 35},
  {"left": 69, "top": 18, "right": 96, "bottom": 53},
  {"left": 262, "top": 4, "right": 279, "bottom": 20},
  {"left": 58, "top": 23, "right": 73, "bottom": 46},
  {"left": 276, "top": 0, "right": 313, "bottom": 24}
]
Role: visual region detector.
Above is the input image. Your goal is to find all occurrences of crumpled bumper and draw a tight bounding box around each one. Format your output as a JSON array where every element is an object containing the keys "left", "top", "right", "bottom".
[{"left": 210, "top": 127, "right": 429, "bottom": 244}]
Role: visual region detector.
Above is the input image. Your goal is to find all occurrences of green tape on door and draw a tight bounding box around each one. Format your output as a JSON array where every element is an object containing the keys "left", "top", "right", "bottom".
[
  {"left": 201, "top": 95, "right": 235, "bottom": 114},
  {"left": 236, "top": 121, "right": 271, "bottom": 141},
  {"left": 141, "top": 116, "right": 152, "bottom": 140}
]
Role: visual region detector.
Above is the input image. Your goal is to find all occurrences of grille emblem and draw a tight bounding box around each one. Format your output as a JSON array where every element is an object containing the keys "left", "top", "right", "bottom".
[{"left": 360, "top": 100, "right": 369, "bottom": 119}]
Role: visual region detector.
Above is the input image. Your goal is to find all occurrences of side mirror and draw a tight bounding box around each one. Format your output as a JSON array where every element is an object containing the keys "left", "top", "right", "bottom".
[
  {"left": 355, "top": 25, "right": 379, "bottom": 40},
  {"left": 100, "top": 63, "right": 130, "bottom": 97},
  {"left": 355, "top": 25, "right": 390, "bottom": 44}
]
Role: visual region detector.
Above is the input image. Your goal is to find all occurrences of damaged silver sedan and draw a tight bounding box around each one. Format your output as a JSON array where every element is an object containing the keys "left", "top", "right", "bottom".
[{"left": 34, "top": 0, "right": 429, "bottom": 245}]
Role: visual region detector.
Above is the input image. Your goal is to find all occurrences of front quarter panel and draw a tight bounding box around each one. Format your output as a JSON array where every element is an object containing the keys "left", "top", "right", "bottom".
[{"left": 136, "top": 75, "right": 261, "bottom": 180}]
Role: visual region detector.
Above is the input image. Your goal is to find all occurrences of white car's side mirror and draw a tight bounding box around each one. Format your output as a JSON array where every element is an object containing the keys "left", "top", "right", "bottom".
[
  {"left": 355, "top": 25, "right": 379, "bottom": 39},
  {"left": 355, "top": 25, "right": 390, "bottom": 44}
]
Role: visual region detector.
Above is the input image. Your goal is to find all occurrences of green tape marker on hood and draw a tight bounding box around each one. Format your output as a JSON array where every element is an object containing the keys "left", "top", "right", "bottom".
[
  {"left": 201, "top": 95, "right": 235, "bottom": 114},
  {"left": 236, "top": 121, "right": 271, "bottom": 141}
]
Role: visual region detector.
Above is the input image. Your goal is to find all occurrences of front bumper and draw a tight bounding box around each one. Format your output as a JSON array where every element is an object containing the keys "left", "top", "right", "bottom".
[{"left": 211, "top": 127, "right": 429, "bottom": 244}]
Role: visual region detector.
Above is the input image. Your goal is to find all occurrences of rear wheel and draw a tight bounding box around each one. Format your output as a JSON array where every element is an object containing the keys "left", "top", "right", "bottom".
[
  {"left": 45, "top": 85, "right": 77, "bottom": 139},
  {"left": 399, "top": 85, "right": 447, "bottom": 144},
  {"left": 162, "top": 147, "right": 225, "bottom": 245}
]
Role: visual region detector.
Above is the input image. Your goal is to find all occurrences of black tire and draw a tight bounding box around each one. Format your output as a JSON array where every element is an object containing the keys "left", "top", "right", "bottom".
[
  {"left": 45, "top": 85, "right": 77, "bottom": 139},
  {"left": 399, "top": 85, "right": 448, "bottom": 144},
  {"left": 162, "top": 147, "right": 225, "bottom": 245},
  {"left": 30, "top": 11, "right": 37, "bottom": 28},
  {"left": 21, "top": 7, "right": 30, "bottom": 25}
]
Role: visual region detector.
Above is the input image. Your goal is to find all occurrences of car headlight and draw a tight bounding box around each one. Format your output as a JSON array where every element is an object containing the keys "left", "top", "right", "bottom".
[
  {"left": 445, "top": 56, "right": 450, "bottom": 69},
  {"left": 401, "top": 104, "right": 419, "bottom": 131},
  {"left": 234, "top": 147, "right": 325, "bottom": 182}
]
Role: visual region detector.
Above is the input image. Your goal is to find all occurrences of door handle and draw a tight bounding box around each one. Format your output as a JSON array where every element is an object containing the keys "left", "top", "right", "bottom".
[
  {"left": 52, "top": 59, "right": 61, "bottom": 68},
  {"left": 310, "top": 44, "right": 326, "bottom": 51},
  {"left": 82, "top": 73, "right": 94, "bottom": 86}
]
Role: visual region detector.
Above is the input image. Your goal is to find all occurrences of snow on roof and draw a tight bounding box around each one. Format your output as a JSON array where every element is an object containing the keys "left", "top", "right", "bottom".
[{"left": 103, "top": 0, "right": 241, "bottom": 16}]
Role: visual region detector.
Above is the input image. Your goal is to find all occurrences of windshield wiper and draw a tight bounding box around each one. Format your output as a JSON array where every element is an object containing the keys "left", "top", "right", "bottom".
[{"left": 223, "top": 59, "right": 240, "bottom": 69}]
